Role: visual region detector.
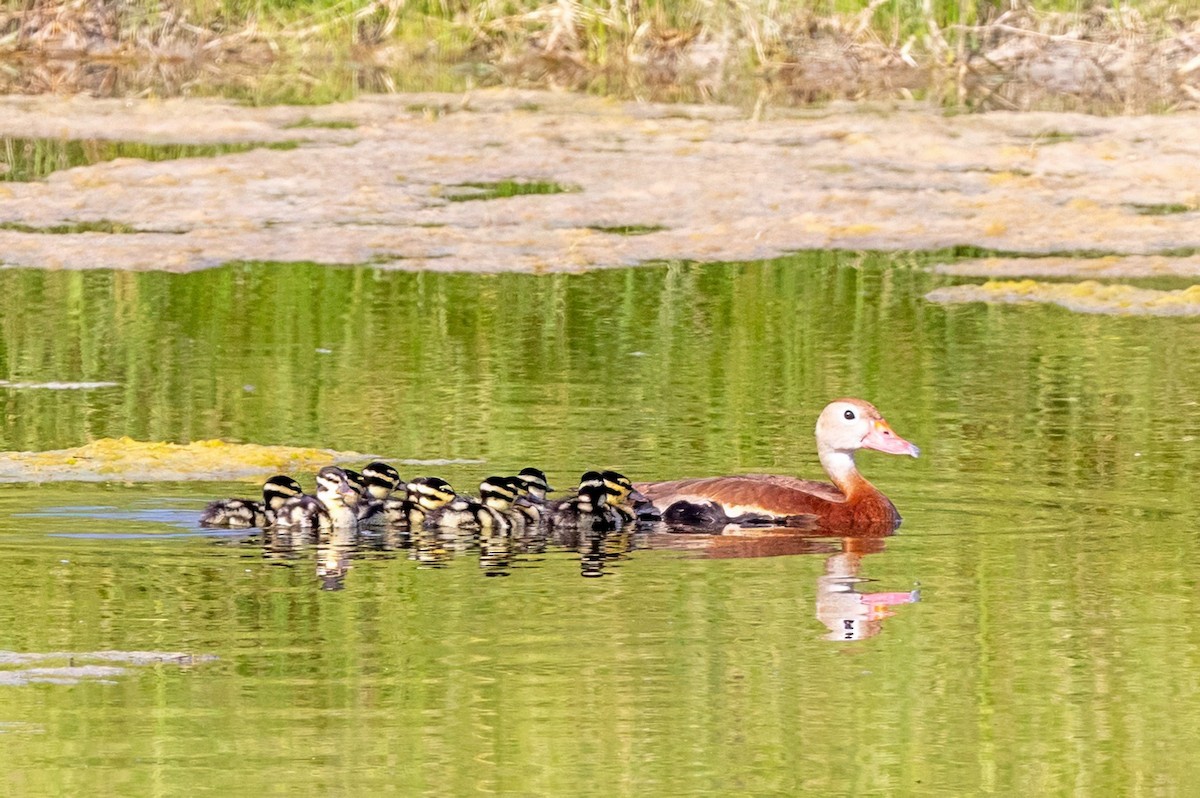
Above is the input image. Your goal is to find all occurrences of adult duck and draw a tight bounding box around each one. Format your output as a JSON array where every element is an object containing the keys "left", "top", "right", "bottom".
[{"left": 636, "top": 398, "right": 919, "bottom": 531}]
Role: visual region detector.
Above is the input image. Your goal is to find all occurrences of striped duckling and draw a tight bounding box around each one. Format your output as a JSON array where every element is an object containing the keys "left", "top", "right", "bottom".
[
  {"left": 356, "top": 461, "right": 404, "bottom": 527},
  {"left": 425, "top": 476, "right": 513, "bottom": 534},
  {"left": 517, "top": 467, "right": 552, "bottom": 503},
  {"left": 275, "top": 466, "right": 360, "bottom": 530},
  {"left": 550, "top": 471, "right": 620, "bottom": 532},
  {"left": 403, "top": 477, "right": 458, "bottom": 530},
  {"left": 504, "top": 472, "right": 548, "bottom": 528},
  {"left": 599, "top": 470, "right": 650, "bottom": 525},
  {"left": 200, "top": 475, "right": 303, "bottom": 528}
]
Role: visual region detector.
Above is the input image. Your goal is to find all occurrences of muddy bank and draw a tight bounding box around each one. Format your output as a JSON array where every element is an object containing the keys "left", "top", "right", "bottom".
[{"left": 0, "top": 90, "right": 1198, "bottom": 276}]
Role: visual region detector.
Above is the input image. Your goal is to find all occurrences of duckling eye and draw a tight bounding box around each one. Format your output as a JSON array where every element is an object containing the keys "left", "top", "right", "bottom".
[{"left": 843, "top": 409, "right": 856, "bottom": 420}]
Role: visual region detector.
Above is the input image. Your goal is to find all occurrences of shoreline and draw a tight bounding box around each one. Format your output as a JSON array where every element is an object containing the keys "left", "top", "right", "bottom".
[{"left": 2, "top": 3, "right": 1198, "bottom": 112}]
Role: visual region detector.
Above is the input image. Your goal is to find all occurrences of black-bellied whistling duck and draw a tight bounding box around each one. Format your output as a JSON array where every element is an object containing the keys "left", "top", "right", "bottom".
[{"left": 636, "top": 398, "right": 919, "bottom": 531}]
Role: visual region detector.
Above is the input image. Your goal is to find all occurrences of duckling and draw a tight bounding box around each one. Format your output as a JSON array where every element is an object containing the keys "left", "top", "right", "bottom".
[
  {"left": 361, "top": 461, "right": 402, "bottom": 500},
  {"left": 503, "top": 475, "right": 544, "bottom": 528},
  {"left": 356, "top": 461, "right": 403, "bottom": 527},
  {"left": 550, "top": 472, "right": 620, "bottom": 532},
  {"left": 275, "top": 466, "right": 359, "bottom": 530},
  {"left": 599, "top": 470, "right": 650, "bottom": 525},
  {"left": 477, "top": 476, "right": 521, "bottom": 533},
  {"left": 517, "top": 467, "right": 553, "bottom": 503},
  {"left": 404, "top": 477, "right": 458, "bottom": 530},
  {"left": 200, "top": 475, "right": 303, "bottom": 528},
  {"left": 425, "top": 476, "right": 513, "bottom": 534},
  {"left": 342, "top": 468, "right": 368, "bottom": 509}
]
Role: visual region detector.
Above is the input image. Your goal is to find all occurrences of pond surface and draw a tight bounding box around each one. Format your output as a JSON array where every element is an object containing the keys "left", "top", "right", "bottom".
[{"left": 2, "top": 253, "right": 1200, "bottom": 794}]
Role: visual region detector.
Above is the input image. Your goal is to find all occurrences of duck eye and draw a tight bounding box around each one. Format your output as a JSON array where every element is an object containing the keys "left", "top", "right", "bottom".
[{"left": 843, "top": 409, "right": 856, "bottom": 420}]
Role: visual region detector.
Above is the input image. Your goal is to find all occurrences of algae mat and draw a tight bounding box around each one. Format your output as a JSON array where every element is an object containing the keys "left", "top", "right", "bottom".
[
  {"left": 1, "top": 90, "right": 1198, "bottom": 274},
  {"left": 0, "top": 438, "right": 369, "bottom": 482}
]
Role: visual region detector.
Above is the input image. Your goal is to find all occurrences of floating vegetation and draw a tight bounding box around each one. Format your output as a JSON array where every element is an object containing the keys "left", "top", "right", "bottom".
[
  {"left": 282, "top": 118, "right": 357, "bottom": 130},
  {"left": 926, "top": 279, "right": 1200, "bottom": 317},
  {"left": 588, "top": 224, "right": 667, "bottom": 236},
  {"left": 0, "top": 380, "right": 120, "bottom": 390},
  {"left": 0, "top": 438, "right": 373, "bottom": 482},
  {"left": 0, "top": 221, "right": 169, "bottom": 235},
  {"left": 0, "top": 138, "right": 299, "bottom": 182},
  {"left": 0, "top": 650, "right": 215, "bottom": 687},
  {"left": 442, "top": 180, "right": 580, "bottom": 202},
  {"left": 933, "top": 254, "right": 1200, "bottom": 280},
  {"left": 1126, "top": 203, "right": 1196, "bottom": 216}
]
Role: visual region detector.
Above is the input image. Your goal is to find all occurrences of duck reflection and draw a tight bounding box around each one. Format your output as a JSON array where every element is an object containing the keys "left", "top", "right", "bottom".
[
  {"left": 261, "top": 525, "right": 317, "bottom": 563},
  {"left": 248, "top": 510, "right": 916, "bottom": 638},
  {"left": 315, "top": 528, "right": 357, "bottom": 591},
  {"left": 643, "top": 524, "right": 919, "bottom": 642},
  {"left": 478, "top": 526, "right": 514, "bottom": 577},
  {"left": 815, "top": 543, "right": 919, "bottom": 642}
]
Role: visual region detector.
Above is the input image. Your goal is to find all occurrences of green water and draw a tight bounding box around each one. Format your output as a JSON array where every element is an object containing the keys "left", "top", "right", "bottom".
[
  {"left": 2, "top": 254, "right": 1200, "bottom": 795},
  {"left": 0, "top": 138, "right": 299, "bottom": 183}
]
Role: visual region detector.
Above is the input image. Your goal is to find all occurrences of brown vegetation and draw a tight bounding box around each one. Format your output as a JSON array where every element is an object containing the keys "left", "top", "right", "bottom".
[{"left": 0, "top": 0, "right": 1198, "bottom": 109}]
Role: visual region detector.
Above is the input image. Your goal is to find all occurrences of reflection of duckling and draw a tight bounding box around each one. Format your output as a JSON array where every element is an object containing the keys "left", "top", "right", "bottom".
[
  {"left": 275, "top": 467, "right": 359, "bottom": 529},
  {"left": 316, "top": 527, "right": 356, "bottom": 591},
  {"left": 550, "top": 472, "right": 620, "bottom": 532},
  {"left": 200, "top": 475, "right": 303, "bottom": 528},
  {"left": 599, "top": 470, "right": 649, "bottom": 525}
]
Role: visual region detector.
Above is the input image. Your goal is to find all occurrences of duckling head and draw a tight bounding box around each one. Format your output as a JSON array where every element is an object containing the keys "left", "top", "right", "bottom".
[
  {"left": 413, "top": 476, "right": 456, "bottom": 510},
  {"left": 600, "top": 470, "right": 648, "bottom": 505},
  {"left": 262, "top": 475, "right": 304, "bottom": 511},
  {"left": 575, "top": 482, "right": 610, "bottom": 514},
  {"left": 362, "top": 461, "right": 402, "bottom": 500},
  {"left": 518, "top": 467, "right": 553, "bottom": 499},
  {"left": 480, "top": 476, "right": 519, "bottom": 511},
  {"left": 341, "top": 469, "right": 367, "bottom": 507},
  {"left": 316, "top": 467, "right": 358, "bottom": 508}
]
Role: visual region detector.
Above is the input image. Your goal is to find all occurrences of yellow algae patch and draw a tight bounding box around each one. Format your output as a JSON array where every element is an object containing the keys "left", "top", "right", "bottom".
[
  {"left": 934, "top": 255, "right": 1200, "bottom": 280},
  {"left": 926, "top": 280, "right": 1200, "bottom": 317},
  {"left": 0, "top": 438, "right": 372, "bottom": 483}
]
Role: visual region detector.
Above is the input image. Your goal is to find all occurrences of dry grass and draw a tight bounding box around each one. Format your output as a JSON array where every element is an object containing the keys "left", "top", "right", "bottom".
[{"left": 1, "top": 0, "right": 1198, "bottom": 109}]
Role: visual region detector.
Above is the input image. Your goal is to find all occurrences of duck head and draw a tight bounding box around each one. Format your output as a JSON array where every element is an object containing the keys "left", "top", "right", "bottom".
[
  {"left": 411, "top": 477, "right": 456, "bottom": 510},
  {"left": 341, "top": 468, "right": 368, "bottom": 507},
  {"left": 517, "top": 467, "right": 552, "bottom": 500},
  {"left": 316, "top": 467, "right": 359, "bottom": 507},
  {"left": 262, "top": 475, "right": 304, "bottom": 511},
  {"left": 480, "top": 476, "right": 519, "bottom": 511},
  {"left": 362, "top": 461, "right": 402, "bottom": 500},
  {"left": 600, "top": 470, "right": 648, "bottom": 505},
  {"left": 576, "top": 471, "right": 610, "bottom": 513},
  {"left": 816, "top": 399, "right": 920, "bottom": 459}
]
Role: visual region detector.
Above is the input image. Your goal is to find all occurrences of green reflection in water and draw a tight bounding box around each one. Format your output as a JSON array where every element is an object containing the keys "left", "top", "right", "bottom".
[
  {"left": 442, "top": 179, "right": 581, "bottom": 202},
  {"left": 588, "top": 224, "right": 668, "bottom": 235},
  {"left": 1, "top": 253, "right": 1200, "bottom": 794},
  {"left": 0, "top": 138, "right": 300, "bottom": 182}
]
